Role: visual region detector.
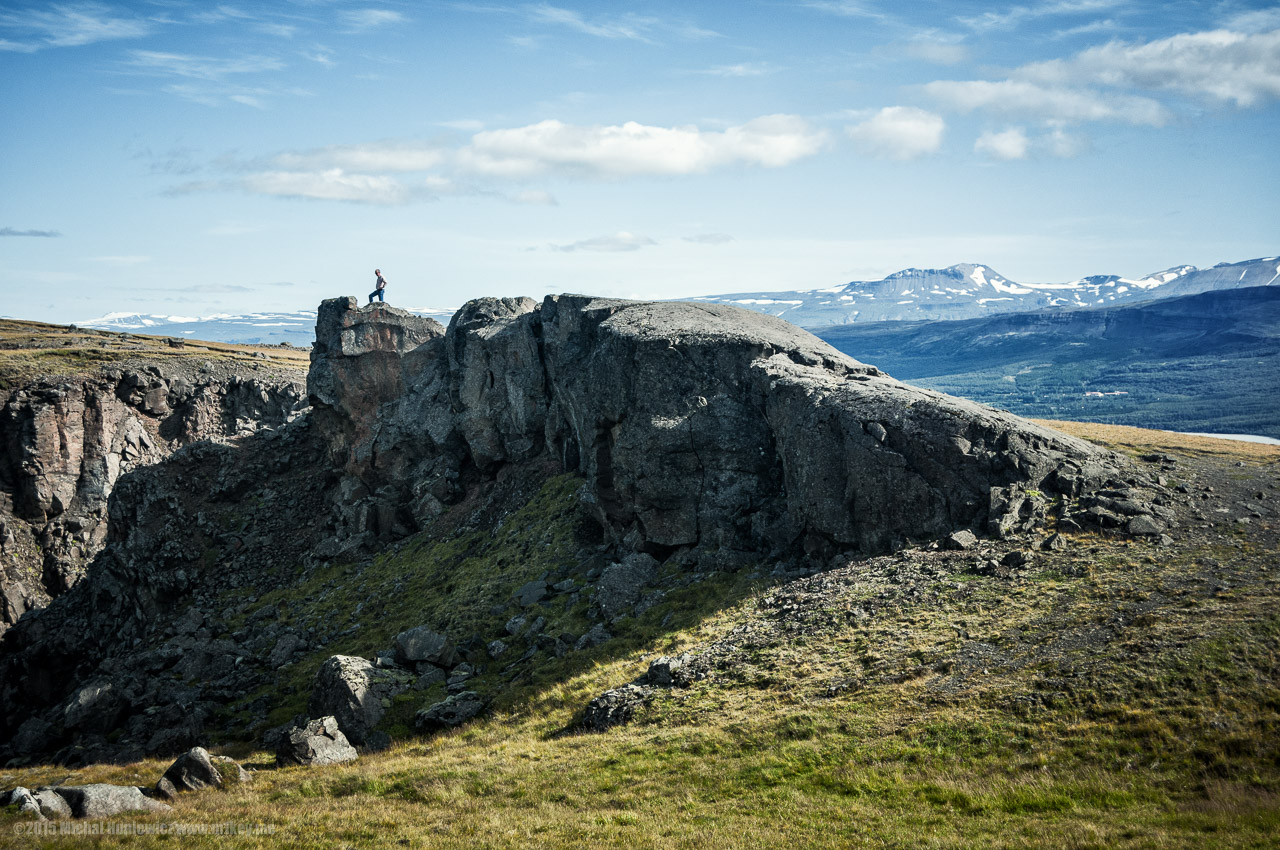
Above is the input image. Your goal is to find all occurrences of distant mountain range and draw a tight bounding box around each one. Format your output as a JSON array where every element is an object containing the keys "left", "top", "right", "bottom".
[
  {"left": 74, "top": 306, "right": 454, "bottom": 347},
  {"left": 66, "top": 255, "right": 1279, "bottom": 348},
  {"left": 813, "top": 285, "right": 1280, "bottom": 439},
  {"left": 692, "top": 256, "right": 1280, "bottom": 328}
]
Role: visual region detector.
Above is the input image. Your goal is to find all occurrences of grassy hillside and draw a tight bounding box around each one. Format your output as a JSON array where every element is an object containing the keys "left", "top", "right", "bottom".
[
  {"left": 0, "top": 318, "right": 310, "bottom": 391},
  {"left": 3, "top": 424, "right": 1278, "bottom": 848}
]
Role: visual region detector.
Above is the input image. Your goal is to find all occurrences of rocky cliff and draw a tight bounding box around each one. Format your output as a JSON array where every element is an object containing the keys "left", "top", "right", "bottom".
[
  {"left": 0, "top": 347, "right": 307, "bottom": 634},
  {"left": 310, "top": 294, "right": 1122, "bottom": 561},
  {"left": 0, "top": 296, "right": 1140, "bottom": 765}
]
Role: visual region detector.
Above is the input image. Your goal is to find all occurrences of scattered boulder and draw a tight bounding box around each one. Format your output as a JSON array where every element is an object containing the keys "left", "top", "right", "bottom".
[
  {"left": 154, "top": 746, "right": 222, "bottom": 800},
  {"left": 393, "top": 626, "right": 458, "bottom": 668},
  {"left": 644, "top": 654, "right": 695, "bottom": 687},
  {"left": 1128, "top": 515, "right": 1166, "bottom": 536},
  {"left": 267, "top": 633, "right": 304, "bottom": 668},
  {"left": 276, "top": 716, "right": 358, "bottom": 766},
  {"left": 579, "top": 684, "right": 654, "bottom": 732},
  {"left": 308, "top": 655, "right": 413, "bottom": 746},
  {"left": 416, "top": 691, "right": 486, "bottom": 732},
  {"left": 514, "top": 580, "right": 548, "bottom": 607},
  {"left": 946, "top": 530, "right": 979, "bottom": 551},
  {"left": 574, "top": 623, "right": 612, "bottom": 651},
  {"left": 53, "top": 784, "right": 171, "bottom": 819},
  {"left": 1041, "top": 533, "right": 1068, "bottom": 552}
]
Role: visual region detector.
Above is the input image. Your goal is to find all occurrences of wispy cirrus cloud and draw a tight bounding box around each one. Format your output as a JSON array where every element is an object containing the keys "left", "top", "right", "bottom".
[
  {"left": 528, "top": 4, "right": 647, "bottom": 40},
  {"left": 695, "top": 62, "right": 779, "bottom": 78},
  {"left": 125, "top": 49, "right": 284, "bottom": 80},
  {"left": 957, "top": 0, "right": 1123, "bottom": 33},
  {"left": 340, "top": 8, "right": 407, "bottom": 32},
  {"left": 797, "top": 1, "right": 889, "bottom": 21},
  {"left": 551, "top": 232, "right": 656, "bottom": 252},
  {"left": 1, "top": 227, "right": 61, "bottom": 237},
  {"left": 845, "top": 106, "right": 945, "bottom": 160},
  {"left": 0, "top": 2, "right": 152, "bottom": 51},
  {"left": 470, "top": 3, "right": 717, "bottom": 44}
]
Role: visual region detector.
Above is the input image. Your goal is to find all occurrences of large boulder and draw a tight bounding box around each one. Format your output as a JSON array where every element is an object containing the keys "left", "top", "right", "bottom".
[
  {"left": 276, "top": 716, "right": 359, "bottom": 766},
  {"left": 392, "top": 627, "right": 458, "bottom": 669},
  {"left": 154, "top": 746, "right": 222, "bottom": 800},
  {"left": 52, "top": 784, "right": 171, "bottom": 819},
  {"left": 308, "top": 655, "right": 413, "bottom": 746},
  {"left": 415, "top": 691, "right": 486, "bottom": 732}
]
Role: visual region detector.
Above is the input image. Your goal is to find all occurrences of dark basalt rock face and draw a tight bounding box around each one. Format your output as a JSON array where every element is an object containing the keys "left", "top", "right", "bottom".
[
  {"left": 311, "top": 294, "right": 1123, "bottom": 561},
  {"left": 0, "top": 366, "right": 306, "bottom": 635}
]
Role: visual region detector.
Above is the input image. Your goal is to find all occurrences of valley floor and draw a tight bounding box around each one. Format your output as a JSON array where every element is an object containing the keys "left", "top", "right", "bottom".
[{"left": 3, "top": 423, "right": 1279, "bottom": 849}]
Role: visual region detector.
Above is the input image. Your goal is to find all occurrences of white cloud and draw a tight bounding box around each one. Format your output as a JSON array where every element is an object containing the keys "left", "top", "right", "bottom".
[
  {"left": 242, "top": 169, "right": 412, "bottom": 204},
  {"left": 926, "top": 27, "right": 1280, "bottom": 128},
  {"left": 845, "top": 106, "right": 945, "bottom": 160},
  {"left": 974, "top": 125, "right": 1087, "bottom": 160},
  {"left": 1025, "top": 28, "right": 1280, "bottom": 107},
  {"left": 528, "top": 5, "right": 648, "bottom": 40},
  {"left": 902, "top": 40, "right": 969, "bottom": 65},
  {"left": 684, "top": 233, "right": 734, "bottom": 244},
  {"left": 273, "top": 142, "right": 447, "bottom": 173},
  {"left": 798, "top": 1, "right": 888, "bottom": 20},
  {"left": 169, "top": 115, "right": 829, "bottom": 203},
  {"left": 127, "top": 50, "right": 284, "bottom": 81},
  {"left": 925, "top": 78, "right": 1170, "bottom": 125},
  {"left": 552, "top": 232, "right": 656, "bottom": 252},
  {"left": 457, "top": 115, "right": 828, "bottom": 178},
  {"left": 1225, "top": 8, "right": 1280, "bottom": 34},
  {"left": 698, "top": 62, "right": 777, "bottom": 77},
  {"left": 1044, "top": 126, "right": 1087, "bottom": 157},
  {"left": 340, "top": 9, "right": 407, "bottom": 31},
  {"left": 0, "top": 2, "right": 152, "bottom": 50},
  {"left": 975, "top": 127, "right": 1030, "bottom": 160},
  {"left": 958, "top": 0, "right": 1122, "bottom": 32},
  {"left": 0, "top": 227, "right": 61, "bottom": 237},
  {"left": 512, "top": 189, "right": 557, "bottom": 205}
]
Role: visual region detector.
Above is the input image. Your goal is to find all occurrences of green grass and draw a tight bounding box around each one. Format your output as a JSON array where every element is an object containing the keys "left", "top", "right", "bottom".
[{"left": 3, "top": 435, "right": 1278, "bottom": 847}]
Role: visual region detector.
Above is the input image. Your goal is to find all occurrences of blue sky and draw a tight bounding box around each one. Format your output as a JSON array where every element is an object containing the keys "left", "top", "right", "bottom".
[{"left": 2, "top": 0, "right": 1278, "bottom": 322}]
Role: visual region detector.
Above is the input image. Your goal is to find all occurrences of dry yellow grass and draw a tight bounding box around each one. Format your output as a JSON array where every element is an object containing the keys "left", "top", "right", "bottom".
[{"left": 1032, "top": 418, "right": 1280, "bottom": 463}]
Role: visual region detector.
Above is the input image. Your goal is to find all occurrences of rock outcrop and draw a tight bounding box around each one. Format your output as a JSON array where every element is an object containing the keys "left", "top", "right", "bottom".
[
  {"left": 311, "top": 295, "right": 1124, "bottom": 561},
  {"left": 0, "top": 365, "right": 306, "bottom": 634}
]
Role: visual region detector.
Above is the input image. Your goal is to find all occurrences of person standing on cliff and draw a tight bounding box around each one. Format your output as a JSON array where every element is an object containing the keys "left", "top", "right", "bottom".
[{"left": 369, "top": 269, "right": 387, "bottom": 304}]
